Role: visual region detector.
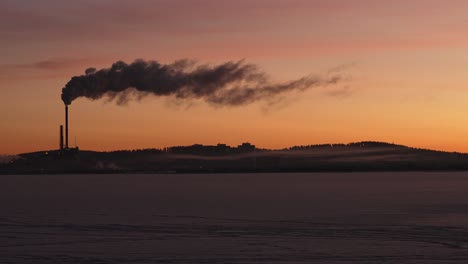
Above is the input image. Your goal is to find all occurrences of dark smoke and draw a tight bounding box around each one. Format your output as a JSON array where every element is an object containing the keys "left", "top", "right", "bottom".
[{"left": 61, "top": 59, "right": 343, "bottom": 106}]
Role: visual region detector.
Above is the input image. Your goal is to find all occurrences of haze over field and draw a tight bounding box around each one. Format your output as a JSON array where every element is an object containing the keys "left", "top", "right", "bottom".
[{"left": 2, "top": 0, "right": 468, "bottom": 154}]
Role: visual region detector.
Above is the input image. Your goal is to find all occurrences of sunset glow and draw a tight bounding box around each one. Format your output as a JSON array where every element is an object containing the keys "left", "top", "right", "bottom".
[{"left": 2, "top": 0, "right": 468, "bottom": 154}]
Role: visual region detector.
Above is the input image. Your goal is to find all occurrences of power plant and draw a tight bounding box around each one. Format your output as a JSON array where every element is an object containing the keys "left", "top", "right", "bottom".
[{"left": 59, "top": 105, "right": 79, "bottom": 158}]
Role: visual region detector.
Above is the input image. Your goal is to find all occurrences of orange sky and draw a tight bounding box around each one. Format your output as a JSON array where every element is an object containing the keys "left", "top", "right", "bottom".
[{"left": 2, "top": 0, "right": 468, "bottom": 154}]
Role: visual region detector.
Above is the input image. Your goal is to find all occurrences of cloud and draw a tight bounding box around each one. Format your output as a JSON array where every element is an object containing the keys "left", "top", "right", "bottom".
[
  {"left": 326, "top": 86, "right": 353, "bottom": 97},
  {"left": 0, "top": 58, "right": 92, "bottom": 72}
]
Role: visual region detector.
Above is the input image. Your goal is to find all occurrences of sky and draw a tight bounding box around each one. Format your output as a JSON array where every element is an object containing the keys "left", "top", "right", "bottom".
[{"left": 2, "top": 0, "right": 468, "bottom": 154}]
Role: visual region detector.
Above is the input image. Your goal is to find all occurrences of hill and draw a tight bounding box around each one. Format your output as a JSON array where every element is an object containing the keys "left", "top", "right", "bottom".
[{"left": 1, "top": 142, "right": 468, "bottom": 174}]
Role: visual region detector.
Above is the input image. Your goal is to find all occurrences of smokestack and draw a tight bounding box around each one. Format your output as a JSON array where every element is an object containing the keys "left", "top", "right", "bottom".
[
  {"left": 60, "top": 125, "right": 64, "bottom": 150},
  {"left": 65, "top": 105, "right": 69, "bottom": 149}
]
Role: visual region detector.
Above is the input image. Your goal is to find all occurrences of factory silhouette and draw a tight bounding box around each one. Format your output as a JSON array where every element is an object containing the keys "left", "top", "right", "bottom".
[
  {"left": 56, "top": 103, "right": 257, "bottom": 159},
  {"left": 58, "top": 105, "right": 79, "bottom": 159}
]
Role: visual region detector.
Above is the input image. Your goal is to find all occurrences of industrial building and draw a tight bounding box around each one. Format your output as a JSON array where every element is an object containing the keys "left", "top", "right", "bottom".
[{"left": 59, "top": 105, "right": 79, "bottom": 159}]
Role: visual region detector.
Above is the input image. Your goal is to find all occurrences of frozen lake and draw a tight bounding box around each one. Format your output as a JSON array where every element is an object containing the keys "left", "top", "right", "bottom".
[{"left": 2, "top": 172, "right": 468, "bottom": 263}]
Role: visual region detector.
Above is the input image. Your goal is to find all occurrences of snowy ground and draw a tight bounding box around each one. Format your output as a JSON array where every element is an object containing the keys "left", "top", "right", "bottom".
[{"left": 2, "top": 172, "right": 468, "bottom": 263}]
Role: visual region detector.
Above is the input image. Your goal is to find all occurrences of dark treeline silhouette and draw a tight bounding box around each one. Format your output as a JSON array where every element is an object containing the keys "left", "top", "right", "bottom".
[
  {"left": 3, "top": 141, "right": 468, "bottom": 174},
  {"left": 287, "top": 141, "right": 450, "bottom": 154},
  {"left": 287, "top": 141, "right": 405, "bottom": 151}
]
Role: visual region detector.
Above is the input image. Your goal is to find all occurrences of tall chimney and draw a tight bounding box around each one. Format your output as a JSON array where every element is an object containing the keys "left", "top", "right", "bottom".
[
  {"left": 60, "top": 125, "right": 64, "bottom": 150},
  {"left": 65, "top": 105, "right": 69, "bottom": 149}
]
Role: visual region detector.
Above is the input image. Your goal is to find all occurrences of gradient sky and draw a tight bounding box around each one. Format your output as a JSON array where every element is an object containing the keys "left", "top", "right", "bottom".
[{"left": 2, "top": 0, "right": 468, "bottom": 154}]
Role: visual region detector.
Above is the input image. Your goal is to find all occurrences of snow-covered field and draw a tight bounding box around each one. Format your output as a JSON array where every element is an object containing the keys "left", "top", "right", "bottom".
[{"left": 2, "top": 172, "right": 468, "bottom": 263}]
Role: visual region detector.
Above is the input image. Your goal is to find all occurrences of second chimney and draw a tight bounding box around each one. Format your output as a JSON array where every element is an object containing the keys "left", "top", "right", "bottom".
[{"left": 60, "top": 125, "right": 64, "bottom": 150}]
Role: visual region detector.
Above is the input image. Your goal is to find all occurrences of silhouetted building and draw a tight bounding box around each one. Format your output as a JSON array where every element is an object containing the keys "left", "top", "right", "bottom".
[
  {"left": 237, "top": 142, "right": 255, "bottom": 152},
  {"left": 58, "top": 105, "right": 79, "bottom": 159},
  {"left": 168, "top": 144, "right": 234, "bottom": 155},
  {"left": 167, "top": 143, "right": 259, "bottom": 155}
]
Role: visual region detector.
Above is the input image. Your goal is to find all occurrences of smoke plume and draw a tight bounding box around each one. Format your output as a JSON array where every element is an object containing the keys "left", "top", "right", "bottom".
[{"left": 61, "top": 59, "right": 343, "bottom": 106}]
